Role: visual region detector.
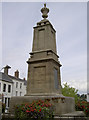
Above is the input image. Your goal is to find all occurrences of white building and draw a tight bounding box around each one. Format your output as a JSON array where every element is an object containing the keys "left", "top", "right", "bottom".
[
  {"left": 87, "top": 93, "right": 89, "bottom": 102},
  {"left": 0, "top": 72, "right": 13, "bottom": 109},
  {"left": 0, "top": 65, "right": 27, "bottom": 110},
  {"left": 9, "top": 70, "right": 27, "bottom": 97}
]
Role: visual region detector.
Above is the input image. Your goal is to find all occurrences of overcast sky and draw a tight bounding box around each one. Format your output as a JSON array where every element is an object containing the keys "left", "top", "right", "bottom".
[{"left": 1, "top": 2, "right": 87, "bottom": 94}]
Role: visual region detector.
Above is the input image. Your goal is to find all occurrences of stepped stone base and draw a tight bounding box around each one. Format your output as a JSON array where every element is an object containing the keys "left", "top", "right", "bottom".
[
  {"left": 61, "top": 111, "right": 85, "bottom": 117},
  {"left": 2, "top": 114, "right": 87, "bottom": 120},
  {"left": 9, "top": 94, "right": 81, "bottom": 116}
]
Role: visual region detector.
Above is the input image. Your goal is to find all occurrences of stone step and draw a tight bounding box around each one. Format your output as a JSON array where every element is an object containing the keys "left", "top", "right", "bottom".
[
  {"left": 54, "top": 111, "right": 88, "bottom": 120},
  {"left": 54, "top": 116, "right": 88, "bottom": 120},
  {"left": 2, "top": 112, "right": 88, "bottom": 120},
  {"left": 61, "top": 111, "right": 85, "bottom": 117}
]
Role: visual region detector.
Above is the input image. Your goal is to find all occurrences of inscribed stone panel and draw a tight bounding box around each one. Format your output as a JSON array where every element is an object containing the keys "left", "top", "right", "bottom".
[
  {"left": 54, "top": 68, "right": 59, "bottom": 89},
  {"left": 38, "top": 29, "right": 45, "bottom": 49},
  {"left": 33, "top": 66, "right": 46, "bottom": 90}
]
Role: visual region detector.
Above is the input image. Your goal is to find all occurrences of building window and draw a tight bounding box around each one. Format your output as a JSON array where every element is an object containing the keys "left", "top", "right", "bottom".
[
  {"left": 16, "top": 91, "right": 18, "bottom": 96},
  {"left": 20, "top": 83, "right": 22, "bottom": 89},
  {"left": 20, "top": 92, "right": 22, "bottom": 96},
  {"left": 8, "top": 98, "right": 10, "bottom": 107},
  {"left": 8, "top": 85, "right": 11, "bottom": 93},
  {"left": 0, "top": 83, "right": 1, "bottom": 91},
  {"left": 3, "top": 84, "right": 6, "bottom": 92},
  {"left": 16, "top": 82, "right": 18, "bottom": 88},
  {"left": 5, "top": 97, "right": 7, "bottom": 107}
]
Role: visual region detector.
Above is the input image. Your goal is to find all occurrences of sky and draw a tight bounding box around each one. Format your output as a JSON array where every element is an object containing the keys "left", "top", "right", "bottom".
[{"left": 1, "top": 2, "right": 87, "bottom": 94}]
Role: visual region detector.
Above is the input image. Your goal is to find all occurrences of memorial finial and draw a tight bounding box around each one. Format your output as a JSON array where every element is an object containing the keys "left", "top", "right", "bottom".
[
  {"left": 41, "top": 3, "right": 49, "bottom": 19},
  {"left": 44, "top": 3, "right": 46, "bottom": 7}
]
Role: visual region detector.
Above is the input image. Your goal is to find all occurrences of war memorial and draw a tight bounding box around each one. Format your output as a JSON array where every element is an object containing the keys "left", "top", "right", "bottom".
[{"left": 9, "top": 4, "right": 85, "bottom": 118}]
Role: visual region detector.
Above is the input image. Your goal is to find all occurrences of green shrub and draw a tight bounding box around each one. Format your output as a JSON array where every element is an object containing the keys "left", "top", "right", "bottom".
[
  {"left": 62, "top": 82, "right": 80, "bottom": 103},
  {"left": 15, "top": 100, "right": 54, "bottom": 119},
  {"left": 75, "top": 100, "right": 89, "bottom": 117}
]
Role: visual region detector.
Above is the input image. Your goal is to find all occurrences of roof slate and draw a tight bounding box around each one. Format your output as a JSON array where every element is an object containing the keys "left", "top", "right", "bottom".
[
  {"left": 8, "top": 75, "right": 27, "bottom": 85},
  {"left": 0, "top": 72, "right": 13, "bottom": 83},
  {"left": 0, "top": 72, "right": 27, "bottom": 86}
]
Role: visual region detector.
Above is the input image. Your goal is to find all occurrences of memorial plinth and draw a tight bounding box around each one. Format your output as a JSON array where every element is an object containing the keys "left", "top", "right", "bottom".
[{"left": 9, "top": 4, "right": 84, "bottom": 116}]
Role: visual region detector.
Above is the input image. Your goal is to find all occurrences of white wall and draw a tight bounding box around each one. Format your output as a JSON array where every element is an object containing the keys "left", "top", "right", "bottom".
[
  {"left": 0, "top": 80, "right": 12, "bottom": 97},
  {"left": 0, "top": 78, "right": 27, "bottom": 109},
  {"left": 12, "top": 79, "right": 26, "bottom": 97},
  {"left": 87, "top": 94, "right": 89, "bottom": 102},
  {"left": 0, "top": 80, "right": 3, "bottom": 94},
  {"left": 0, "top": 80, "right": 12, "bottom": 108}
]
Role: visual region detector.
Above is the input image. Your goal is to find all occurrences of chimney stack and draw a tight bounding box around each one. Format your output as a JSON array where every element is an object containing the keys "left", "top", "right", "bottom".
[
  {"left": 15, "top": 70, "right": 19, "bottom": 78},
  {"left": 4, "top": 65, "right": 11, "bottom": 75}
]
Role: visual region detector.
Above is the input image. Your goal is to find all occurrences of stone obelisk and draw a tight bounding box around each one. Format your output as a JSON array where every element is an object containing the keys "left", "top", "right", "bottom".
[{"left": 26, "top": 3, "right": 62, "bottom": 96}]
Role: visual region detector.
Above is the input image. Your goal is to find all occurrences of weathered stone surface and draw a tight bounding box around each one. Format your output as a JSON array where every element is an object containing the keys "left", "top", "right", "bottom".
[
  {"left": 26, "top": 6, "right": 62, "bottom": 95},
  {"left": 62, "top": 111, "right": 85, "bottom": 117},
  {"left": 26, "top": 59, "right": 62, "bottom": 95},
  {"left": 9, "top": 95, "right": 75, "bottom": 115}
]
